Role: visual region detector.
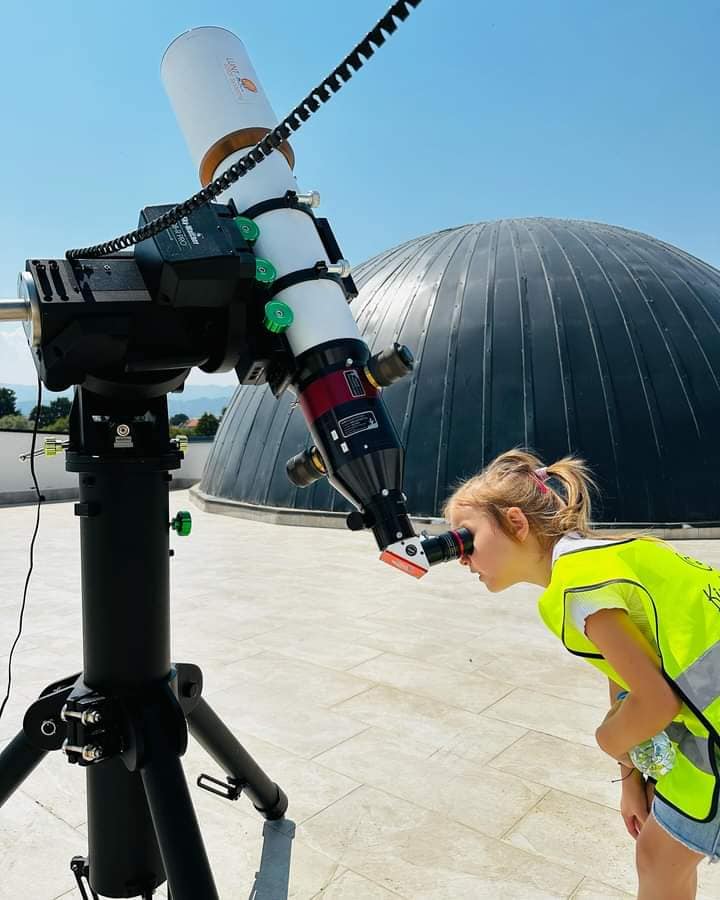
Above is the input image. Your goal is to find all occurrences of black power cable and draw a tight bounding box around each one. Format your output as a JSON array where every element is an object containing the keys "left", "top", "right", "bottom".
[
  {"left": 0, "top": 376, "right": 44, "bottom": 723},
  {"left": 66, "top": 0, "right": 423, "bottom": 260}
]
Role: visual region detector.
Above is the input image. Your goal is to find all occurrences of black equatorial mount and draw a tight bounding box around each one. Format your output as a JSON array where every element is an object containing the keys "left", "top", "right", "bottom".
[
  {"left": 0, "top": 205, "right": 296, "bottom": 898},
  {"left": 0, "top": 384, "right": 288, "bottom": 899}
]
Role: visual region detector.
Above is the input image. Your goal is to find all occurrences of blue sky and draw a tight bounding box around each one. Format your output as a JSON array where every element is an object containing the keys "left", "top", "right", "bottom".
[{"left": 0, "top": 0, "right": 717, "bottom": 384}]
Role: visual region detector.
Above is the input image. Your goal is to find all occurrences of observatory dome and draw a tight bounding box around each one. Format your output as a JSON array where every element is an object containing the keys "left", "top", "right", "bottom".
[{"left": 200, "top": 218, "right": 720, "bottom": 524}]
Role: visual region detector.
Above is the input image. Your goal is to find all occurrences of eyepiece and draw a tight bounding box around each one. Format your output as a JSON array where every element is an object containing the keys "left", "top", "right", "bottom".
[
  {"left": 365, "top": 343, "right": 414, "bottom": 389},
  {"left": 286, "top": 445, "right": 327, "bottom": 487},
  {"left": 421, "top": 527, "right": 473, "bottom": 566}
]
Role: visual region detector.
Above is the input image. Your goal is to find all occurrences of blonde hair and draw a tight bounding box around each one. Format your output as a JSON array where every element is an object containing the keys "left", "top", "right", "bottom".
[{"left": 443, "top": 448, "right": 607, "bottom": 548}]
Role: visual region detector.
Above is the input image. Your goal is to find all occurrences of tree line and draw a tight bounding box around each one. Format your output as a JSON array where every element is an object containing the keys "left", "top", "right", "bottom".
[{"left": 0, "top": 388, "right": 221, "bottom": 437}]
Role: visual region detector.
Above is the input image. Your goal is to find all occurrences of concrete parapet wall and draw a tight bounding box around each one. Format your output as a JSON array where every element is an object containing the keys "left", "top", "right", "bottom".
[{"left": 0, "top": 431, "right": 214, "bottom": 506}]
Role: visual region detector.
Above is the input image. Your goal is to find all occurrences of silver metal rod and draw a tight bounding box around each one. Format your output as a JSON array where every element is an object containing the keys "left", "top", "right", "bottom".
[{"left": 0, "top": 300, "right": 29, "bottom": 323}]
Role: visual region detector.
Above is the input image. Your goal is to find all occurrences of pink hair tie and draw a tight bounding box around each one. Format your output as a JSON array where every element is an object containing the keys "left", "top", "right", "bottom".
[{"left": 530, "top": 467, "right": 549, "bottom": 493}]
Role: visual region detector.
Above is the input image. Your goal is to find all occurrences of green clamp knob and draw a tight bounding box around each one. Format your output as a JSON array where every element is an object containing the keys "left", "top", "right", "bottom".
[
  {"left": 44, "top": 438, "right": 65, "bottom": 458},
  {"left": 171, "top": 510, "right": 192, "bottom": 537},
  {"left": 263, "top": 300, "right": 294, "bottom": 334},
  {"left": 233, "top": 216, "right": 260, "bottom": 243},
  {"left": 254, "top": 258, "right": 277, "bottom": 284}
]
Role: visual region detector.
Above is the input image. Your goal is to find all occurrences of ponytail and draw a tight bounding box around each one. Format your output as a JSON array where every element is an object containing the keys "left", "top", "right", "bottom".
[{"left": 443, "top": 448, "right": 601, "bottom": 546}]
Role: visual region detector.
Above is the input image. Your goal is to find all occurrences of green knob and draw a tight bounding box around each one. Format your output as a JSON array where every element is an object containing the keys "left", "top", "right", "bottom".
[
  {"left": 263, "top": 300, "right": 294, "bottom": 334},
  {"left": 233, "top": 216, "right": 260, "bottom": 243},
  {"left": 171, "top": 510, "right": 192, "bottom": 537},
  {"left": 254, "top": 258, "right": 277, "bottom": 284},
  {"left": 44, "top": 438, "right": 64, "bottom": 458}
]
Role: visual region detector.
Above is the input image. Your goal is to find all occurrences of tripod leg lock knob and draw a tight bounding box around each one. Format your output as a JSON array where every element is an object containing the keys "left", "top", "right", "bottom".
[{"left": 197, "top": 772, "right": 245, "bottom": 802}]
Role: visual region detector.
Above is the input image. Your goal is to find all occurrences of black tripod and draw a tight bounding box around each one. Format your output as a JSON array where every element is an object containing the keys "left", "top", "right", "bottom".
[{"left": 0, "top": 387, "right": 287, "bottom": 899}]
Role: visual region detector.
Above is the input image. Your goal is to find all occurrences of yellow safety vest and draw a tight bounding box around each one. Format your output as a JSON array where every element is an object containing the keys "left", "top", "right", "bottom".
[{"left": 537, "top": 538, "right": 720, "bottom": 821}]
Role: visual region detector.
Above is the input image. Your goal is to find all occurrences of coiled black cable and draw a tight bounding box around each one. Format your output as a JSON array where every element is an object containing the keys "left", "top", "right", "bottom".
[
  {"left": 66, "top": 0, "right": 423, "bottom": 260},
  {"left": 0, "top": 377, "right": 43, "bottom": 723}
]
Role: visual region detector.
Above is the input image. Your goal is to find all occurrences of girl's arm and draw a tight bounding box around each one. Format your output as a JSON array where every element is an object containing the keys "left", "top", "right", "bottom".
[
  {"left": 587, "top": 609, "right": 681, "bottom": 760},
  {"left": 606, "top": 676, "right": 640, "bottom": 776}
]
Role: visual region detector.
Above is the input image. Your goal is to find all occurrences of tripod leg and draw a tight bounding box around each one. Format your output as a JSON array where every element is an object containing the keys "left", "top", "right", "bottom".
[
  {"left": 0, "top": 730, "right": 47, "bottom": 806},
  {"left": 187, "top": 698, "right": 288, "bottom": 819},
  {"left": 141, "top": 753, "right": 219, "bottom": 900}
]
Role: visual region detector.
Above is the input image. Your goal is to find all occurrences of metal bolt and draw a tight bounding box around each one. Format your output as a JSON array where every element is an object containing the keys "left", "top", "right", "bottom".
[
  {"left": 61, "top": 706, "right": 102, "bottom": 725},
  {"left": 103, "top": 264, "right": 111, "bottom": 274},
  {"left": 40, "top": 719, "right": 57, "bottom": 736},
  {"left": 82, "top": 745, "right": 103, "bottom": 762},
  {"left": 116, "top": 424, "right": 130, "bottom": 437},
  {"left": 296, "top": 190, "right": 320, "bottom": 208},
  {"left": 325, "top": 259, "right": 351, "bottom": 278},
  {"left": 382, "top": 489, "right": 389, "bottom": 497},
  {"left": 182, "top": 681, "right": 200, "bottom": 699},
  {"left": 346, "top": 358, "right": 353, "bottom": 366},
  {"left": 396, "top": 531, "right": 403, "bottom": 539}
]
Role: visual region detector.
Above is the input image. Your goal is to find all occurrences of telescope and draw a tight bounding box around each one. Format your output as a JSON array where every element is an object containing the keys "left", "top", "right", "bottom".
[
  {"left": 3, "top": 25, "right": 472, "bottom": 579},
  {"left": 0, "top": 9, "right": 471, "bottom": 899}
]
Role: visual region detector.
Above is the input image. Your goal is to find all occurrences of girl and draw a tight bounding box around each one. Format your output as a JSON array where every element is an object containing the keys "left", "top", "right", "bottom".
[{"left": 444, "top": 449, "right": 720, "bottom": 900}]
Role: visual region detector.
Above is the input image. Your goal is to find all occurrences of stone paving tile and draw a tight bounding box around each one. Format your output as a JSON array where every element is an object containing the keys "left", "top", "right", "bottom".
[
  {"left": 181, "top": 729, "right": 362, "bottom": 826},
  {"left": 0, "top": 790, "right": 84, "bottom": 899},
  {"left": 473, "top": 646, "right": 609, "bottom": 710},
  {"left": 331, "top": 684, "right": 527, "bottom": 757},
  {"left": 207, "top": 679, "right": 370, "bottom": 758},
  {"left": 571, "top": 879, "right": 632, "bottom": 898},
  {"left": 17, "top": 747, "right": 87, "bottom": 829},
  {"left": 510, "top": 792, "right": 720, "bottom": 899},
  {"left": 216, "top": 651, "right": 374, "bottom": 709},
  {"left": 301, "top": 785, "right": 582, "bottom": 899},
  {"left": 310, "top": 868, "right": 402, "bottom": 898},
  {"left": 489, "top": 731, "right": 622, "bottom": 811},
  {"left": 348, "top": 651, "right": 514, "bottom": 715},
  {"left": 504, "top": 790, "right": 636, "bottom": 893},
  {"left": 484, "top": 688, "right": 603, "bottom": 748},
  {"left": 359, "top": 619, "right": 479, "bottom": 662},
  {"left": 250, "top": 624, "right": 383, "bottom": 671},
  {"left": 314, "top": 726, "right": 548, "bottom": 839}
]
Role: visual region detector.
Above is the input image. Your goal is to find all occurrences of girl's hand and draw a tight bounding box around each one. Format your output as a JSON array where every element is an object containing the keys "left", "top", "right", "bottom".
[{"left": 619, "top": 772, "right": 654, "bottom": 839}]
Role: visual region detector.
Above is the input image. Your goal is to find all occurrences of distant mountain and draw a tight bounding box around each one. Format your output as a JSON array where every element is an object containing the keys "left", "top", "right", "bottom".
[{"left": 2, "top": 383, "right": 237, "bottom": 418}]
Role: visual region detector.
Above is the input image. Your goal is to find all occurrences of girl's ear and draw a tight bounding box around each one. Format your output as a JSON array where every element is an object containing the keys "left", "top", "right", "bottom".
[{"left": 505, "top": 506, "right": 530, "bottom": 542}]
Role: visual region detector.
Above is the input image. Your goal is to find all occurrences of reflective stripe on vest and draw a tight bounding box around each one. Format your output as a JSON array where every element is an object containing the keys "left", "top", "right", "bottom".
[
  {"left": 665, "top": 723, "right": 714, "bottom": 776},
  {"left": 674, "top": 639, "right": 720, "bottom": 710}
]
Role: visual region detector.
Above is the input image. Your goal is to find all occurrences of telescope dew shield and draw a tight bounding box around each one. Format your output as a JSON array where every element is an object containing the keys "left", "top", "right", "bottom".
[
  {"left": 162, "top": 28, "right": 415, "bottom": 553},
  {"left": 161, "top": 28, "right": 358, "bottom": 359}
]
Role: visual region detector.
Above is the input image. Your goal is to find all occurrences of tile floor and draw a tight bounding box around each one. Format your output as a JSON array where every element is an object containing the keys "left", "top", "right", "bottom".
[{"left": 1, "top": 493, "right": 719, "bottom": 899}]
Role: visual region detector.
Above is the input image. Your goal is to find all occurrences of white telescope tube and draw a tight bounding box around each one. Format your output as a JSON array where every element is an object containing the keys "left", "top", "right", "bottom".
[{"left": 161, "top": 27, "right": 359, "bottom": 357}]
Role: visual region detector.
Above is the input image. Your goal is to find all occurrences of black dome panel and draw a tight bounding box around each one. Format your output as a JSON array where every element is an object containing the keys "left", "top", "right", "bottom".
[{"left": 201, "top": 219, "right": 720, "bottom": 523}]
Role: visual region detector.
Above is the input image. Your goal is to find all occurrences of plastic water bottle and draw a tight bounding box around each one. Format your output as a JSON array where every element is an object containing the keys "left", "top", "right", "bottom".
[{"left": 616, "top": 690, "right": 676, "bottom": 778}]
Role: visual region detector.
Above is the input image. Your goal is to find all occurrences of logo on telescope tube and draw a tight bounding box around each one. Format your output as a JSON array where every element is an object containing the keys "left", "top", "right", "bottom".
[{"left": 224, "top": 58, "right": 258, "bottom": 101}]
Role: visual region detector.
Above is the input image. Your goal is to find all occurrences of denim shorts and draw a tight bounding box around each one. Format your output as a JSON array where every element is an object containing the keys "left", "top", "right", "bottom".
[{"left": 652, "top": 794, "right": 720, "bottom": 862}]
